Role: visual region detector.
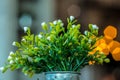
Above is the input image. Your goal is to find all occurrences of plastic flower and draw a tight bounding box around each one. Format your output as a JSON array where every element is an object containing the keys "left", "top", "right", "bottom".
[{"left": 2, "top": 16, "right": 109, "bottom": 77}]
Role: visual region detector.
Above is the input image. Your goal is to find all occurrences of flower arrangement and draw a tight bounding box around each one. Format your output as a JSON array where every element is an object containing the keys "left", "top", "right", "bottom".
[
  {"left": 93, "top": 25, "right": 120, "bottom": 61},
  {"left": 0, "top": 16, "right": 109, "bottom": 77}
]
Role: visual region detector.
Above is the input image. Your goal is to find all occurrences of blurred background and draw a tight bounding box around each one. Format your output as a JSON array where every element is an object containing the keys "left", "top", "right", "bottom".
[{"left": 0, "top": 0, "right": 120, "bottom": 80}]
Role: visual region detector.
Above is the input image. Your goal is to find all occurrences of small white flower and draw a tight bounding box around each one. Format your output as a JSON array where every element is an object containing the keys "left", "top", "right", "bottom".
[
  {"left": 92, "top": 24, "right": 99, "bottom": 29},
  {"left": 53, "top": 20, "right": 57, "bottom": 25},
  {"left": 8, "top": 55, "right": 12, "bottom": 59},
  {"left": 12, "top": 41, "right": 16, "bottom": 46},
  {"left": 0, "top": 67, "right": 4, "bottom": 71},
  {"left": 47, "top": 36, "right": 50, "bottom": 40},
  {"left": 88, "top": 39, "right": 92, "bottom": 43},
  {"left": 60, "top": 23, "right": 64, "bottom": 27},
  {"left": 41, "top": 22, "right": 46, "bottom": 26},
  {"left": 58, "top": 19, "right": 62, "bottom": 23},
  {"left": 24, "top": 27, "right": 28, "bottom": 32},
  {"left": 34, "top": 47, "right": 38, "bottom": 49},
  {"left": 72, "top": 25, "right": 76, "bottom": 28},
  {"left": 10, "top": 51, "right": 14, "bottom": 55},
  {"left": 38, "top": 34, "right": 42, "bottom": 38},
  {"left": 9, "top": 60, "right": 14, "bottom": 64},
  {"left": 25, "top": 73, "right": 27, "bottom": 76},
  {"left": 84, "top": 30, "right": 88, "bottom": 35},
  {"left": 70, "top": 16, "right": 75, "bottom": 21},
  {"left": 22, "top": 38, "right": 26, "bottom": 42},
  {"left": 16, "top": 58, "right": 19, "bottom": 61}
]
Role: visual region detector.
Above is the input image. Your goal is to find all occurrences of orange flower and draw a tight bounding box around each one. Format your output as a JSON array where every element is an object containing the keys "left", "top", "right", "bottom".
[
  {"left": 104, "top": 25, "right": 117, "bottom": 40},
  {"left": 103, "top": 37, "right": 113, "bottom": 44},
  {"left": 111, "top": 47, "right": 120, "bottom": 61},
  {"left": 108, "top": 41, "right": 120, "bottom": 53}
]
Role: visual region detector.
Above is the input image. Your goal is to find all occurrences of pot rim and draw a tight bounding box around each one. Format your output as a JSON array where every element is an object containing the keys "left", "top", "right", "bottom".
[{"left": 44, "top": 71, "right": 80, "bottom": 74}]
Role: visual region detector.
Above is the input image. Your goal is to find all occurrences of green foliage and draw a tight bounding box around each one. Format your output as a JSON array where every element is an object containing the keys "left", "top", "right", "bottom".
[{"left": 2, "top": 16, "right": 109, "bottom": 77}]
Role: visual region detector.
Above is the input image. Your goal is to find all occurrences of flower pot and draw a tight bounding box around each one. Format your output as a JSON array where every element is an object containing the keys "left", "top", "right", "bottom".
[{"left": 45, "top": 71, "right": 80, "bottom": 80}]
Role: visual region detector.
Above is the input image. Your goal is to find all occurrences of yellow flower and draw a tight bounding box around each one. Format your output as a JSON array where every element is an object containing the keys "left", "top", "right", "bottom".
[
  {"left": 89, "top": 61, "right": 95, "bottom": 65},
  {"left": 97, "top": 43, "right": 109, "bottom": 55}
]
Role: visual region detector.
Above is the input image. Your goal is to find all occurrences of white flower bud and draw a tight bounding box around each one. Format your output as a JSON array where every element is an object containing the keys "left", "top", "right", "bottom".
[
  {"left": 88, "top": 39, "right": 92, "bottom": 43},
  {"left": 12, "top": 41, "right": 16, "bottom": 46},
  {"left": 9, "top": 60, "right": 14, "bottom": 64},
  {"left": 25, "top": 73, "right": 27, "bottom": 76},
  {"left": 92, "top": 24, "right": 99, "bottom": 29},
  {"left": 41, "top": 22, "right": 46, "bottom": 26},
  {"left": 10, "top": 51, "right": 14, "bottom": 55},
  {"left": 34, "top": 47, "right": 38, "bottom": 49},
  {"left": 8, "top": 55, "right": 12, "bottom": 59},
  {"left": 24, "top": 27, "right": 28, "bottom": 32},
  {"left": 60, "top": 23, "right": 64, "bottom": 27},
  {"left": 53, "top": 20, "right": 57, "bottom": 25},
  {"left": 47, "top": 36, "right": 50, "bottom": 40},
  {"left": 38, "top": 34, "right": 42, "bottom": 38},
  {"left": 16, "top": 58, "right": 19, "bottom": 61},
  {"left": 0, "top": 67, "right": 4, "bottom": 71},
  {"left": 70, "top": 16, "right": 75, "bottom": 21},
  {"left": 72, "top": 25, "right": 76, "bottom": 28},
  {"left": 58, "top": 19, "right": 62, "bottom": 23},
  {"left": 22, "top": 38, "right": 26, "bottom": 42},
  {"left": 84, "top": 30, "right": 88, "bottom": 35}
]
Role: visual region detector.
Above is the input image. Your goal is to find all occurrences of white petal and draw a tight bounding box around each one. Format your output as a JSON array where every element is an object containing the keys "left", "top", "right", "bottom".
[
  {"left": 41, "top": 22, "right": 46, "bottom": 26},
  {"left": 22, "top": 38, "right": 26, "bottom": 42},
  {"left": 38, "top": 34, "right": 42, "bottom": 38},
  {"left": 8, "top": 55, "right": 12, "bottom": 59},
  {"left": 60, "top": 23, "right": 64, "bottom": 27},
  {"left": 24, "top": 27, "right": 28, "bottom": 32},
  {"left": 70, "top": 16, "right": 75, "bottom": 21},
  {"left": 25, "top": 73, "right": 27, "bottom": 76},
  {"left": 72, "top": 25, "right": 76, "bottom": 28},
  {"left": 12, "top": 41, "right": 16, "bottom": 46},
  {"left": 16, "top": 58, "right": 19, "bottom": 61},
  {"left": 47, "top": 36, "right": 50, "bottom": 40},
  {"left": 58, "top": 19, "right": 62, "bottom": 23},
  {"left": 84, "top": 31, "right": 88, "bottom": 35},
  {"left": 53, "top": 20, "right": 57, "bottom": 25},
  {"left": 9, "top": 60, "right": 14, "bottom": 64},
  {"left": 88, "top": 39, "right": 92, "bottom": 43},
  {"left": 10, "top": 51, "right": 14, "bottom": 55},
  {"left": 0, "top": 67, "right": 4, "bottom": 71},
  {"left": 92, "top": 25, "right": 99, "bottom": 29}
]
